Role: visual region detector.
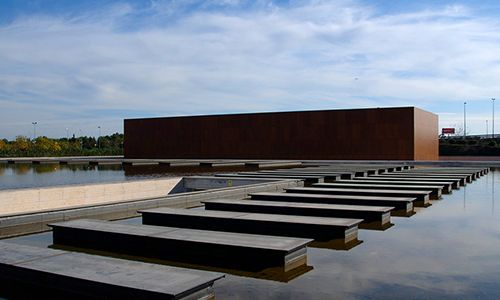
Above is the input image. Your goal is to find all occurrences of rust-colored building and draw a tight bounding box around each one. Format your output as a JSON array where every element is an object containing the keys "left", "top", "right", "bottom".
[{"left": 124, "top": 107, "right": 438, "bottom": 161}]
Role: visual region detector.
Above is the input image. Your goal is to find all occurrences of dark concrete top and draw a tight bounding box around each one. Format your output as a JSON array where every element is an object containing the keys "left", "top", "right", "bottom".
[
  {"left": 305, "top": 186, "right": 434, "bottom": 195},
  {"left": 139, "top": 207, "right": 362, "bottom": 227},
  {"left": 0, "top": 241, "right": 224, "bottom": 298},
  {"left": 237, "top": 173, "right": 326, "bottom": 179},
  {"left": 348, "top": 179, "right": 453, "bottom": 186},
  {"left": 315, "top": 182, "right": 444, "bottom": 190},
  {"left": 204, "top": 199, "right": 394, "bottom": 213},
  {"left": 280, "top": 189, "right": 417, "bottom": 202},
  {"left": 368, "top": 175, "right": 463, "bottom": 182},
  {"left": 49, "top": 219, "right": 312, "bottom": 252}
]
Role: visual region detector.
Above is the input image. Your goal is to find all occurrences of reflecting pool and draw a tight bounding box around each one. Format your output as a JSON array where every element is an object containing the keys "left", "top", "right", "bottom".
[
  {"left": 211, "top": 169, "right": 500, "bottom": 299},
  {"left": 0, "top": 163, "right": 248, "bottom": 190},
  {"left": 1, "top": 168, "right": 499, "bottom": 299}
]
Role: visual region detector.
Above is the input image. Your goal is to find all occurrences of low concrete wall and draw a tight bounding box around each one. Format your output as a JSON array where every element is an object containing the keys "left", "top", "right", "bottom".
[
  {"left": 182, "top": 176, "right": 282, "bottom": 190},
  {"left": 0, "top": 178, "right": 183, "bottom": 216},
  {"left": 0, "top": 179, "right": 303, "bottom": 239}
]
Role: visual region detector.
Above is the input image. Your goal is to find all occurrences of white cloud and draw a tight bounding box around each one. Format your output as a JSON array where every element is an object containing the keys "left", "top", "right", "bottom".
[{"left": 1, "top": 0, "right": 500, "bottom": 139}]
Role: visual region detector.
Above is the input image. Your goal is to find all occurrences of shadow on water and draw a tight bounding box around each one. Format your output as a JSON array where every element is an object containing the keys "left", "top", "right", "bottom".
[{"left": 48, "top": 243, "right": 314, "bottom": 283}]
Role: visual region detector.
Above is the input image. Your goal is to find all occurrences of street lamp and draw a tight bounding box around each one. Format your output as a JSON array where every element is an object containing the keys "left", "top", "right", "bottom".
[
  {"left": 32, "top": 122, "right": 37, "bottom": 149},
  {"left": 79, "top": 129, "right": 83, "bottom": 150},
  {"left": 464, "top": 102, "right": 467, "bottom": 138},
  {"left": 66, "top": 128, "right": 69, "bottom": 148},
  {"left": 486, "top": 120, "right": 488, "bottom": 137},
  {"left": 493, "top": 98, "right": 496, "bottom": 139},
  {"left": 98, "top": 126, "right": 101, "bottom": 149},
  {"left": 32, "top": 122, "right": 37, "bottom": 139}
]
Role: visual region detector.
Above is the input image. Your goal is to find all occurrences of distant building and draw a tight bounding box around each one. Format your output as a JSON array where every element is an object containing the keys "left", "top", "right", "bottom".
[{"left": 124, "top": 107, "right": 438, "bottom": 161}]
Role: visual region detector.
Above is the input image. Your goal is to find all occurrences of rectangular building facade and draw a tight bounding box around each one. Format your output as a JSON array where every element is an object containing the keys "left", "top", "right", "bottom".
[{"left": 124, "top": 107, "right": 438, "bottom": 161}]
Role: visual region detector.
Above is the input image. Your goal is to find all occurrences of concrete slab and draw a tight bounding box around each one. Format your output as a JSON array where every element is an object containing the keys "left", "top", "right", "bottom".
[
  {"left": 245, "top": 161, "right": 302, "bottom": 168},
  {"left": 0, "top": 241, "right": 224, "bottom": 300},
  {"left": 49, "top": 219, "right": 312, "bottom": 272},
  {"left": 250, "top": 191, "right": 414, "bottom": 216},
  {"left": 203, "top": 199, "right": 393, "bottom": 229},
  {"left": 256, "top": 171, "right": 344, "bottom": 180},
  {"left": 139, "top": 207, "right": 362, "bottom": 242},
  {"left": 398, "top": 171, "right": 476, "bottom": 181},
  {"left": 199, "top": 161, "right": 247, "bottom": 167},
  {"left": 311, "top": 183, "right": 439, "bottom": 201},
  {"left": 216, "top": 173, "right": 325, "bottom": 183},
  {"left": 122, "top": 159, "right": 159, "bottom": 166},
  {"left": 157, "top": 160, "right": 202, "bottom": 167},
  {"left": 347, "top": 179, "right": 453, "bottom": 193},
  {"left": 354, "top": 176, "right": 461, "bottom": 189},
  {"left": 369, "top": 174, "right": 465, "bottom": 186}
]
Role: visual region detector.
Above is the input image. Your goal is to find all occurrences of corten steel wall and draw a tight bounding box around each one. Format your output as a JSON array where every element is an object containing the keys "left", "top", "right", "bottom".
[
  {"left": 414, "top": 107, "right": 439, "bottom": 161},
  {"left": 124, "top": 107, "right": 439, "bottom": 161}
]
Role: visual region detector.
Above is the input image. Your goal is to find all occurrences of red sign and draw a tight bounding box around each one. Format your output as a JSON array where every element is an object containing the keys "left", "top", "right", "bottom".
[{"left": 442, "top": 128, "right": 455, "bottom": 134}]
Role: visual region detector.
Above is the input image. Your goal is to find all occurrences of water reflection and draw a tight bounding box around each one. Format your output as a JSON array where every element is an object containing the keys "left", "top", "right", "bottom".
[
  {"left": 210, "top": 168, "right": 500, "bottom": 299},
  {"left": 493, "top": 169, "right": 495, "bottom": 214},
  {"left": 0, "top": 163, "right": 248, "bottom": 191},
  {"left": 2, "top": 167, "right": 499, "bottom": 299}
]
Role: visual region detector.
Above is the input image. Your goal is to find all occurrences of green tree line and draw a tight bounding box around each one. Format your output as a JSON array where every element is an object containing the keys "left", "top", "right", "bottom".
[
  {"left": 0, "top": 133, "right": 124, "bottom": 157},
  {"left": 439, "top": 137, "right": 500, "bottom": 156}
]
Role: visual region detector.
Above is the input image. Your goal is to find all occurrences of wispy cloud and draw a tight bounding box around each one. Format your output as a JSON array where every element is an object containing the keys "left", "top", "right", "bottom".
[{"left": 1, "top": 0, "right": 500, "bottom": 138}]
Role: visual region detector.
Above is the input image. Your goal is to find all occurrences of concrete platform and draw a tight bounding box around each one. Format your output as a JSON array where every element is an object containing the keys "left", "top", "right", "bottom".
[
  {"left": 404, "top": 167, "right": 486, "bottom": 176},
  {"left": 348, "top": 179, "right": 453, "bottom": 193},
  {"left": 250, "top": 191, "right": 414, "bottom": 216},
  {"left": 312, "top": 182, "right": 440, "bottom": 201},
  {"left": 215, "top": 173, "right": 325, "bottom": 184},
  {"left": 354, "top": 176, "right": 461, "bottom": 189},
  {"left": 122, "top": 159, "right": 159, "bottom": 166},
  {"left": 139, "top": 207, "right": 362, "bottom": 242},
  {"left": 256, "top": 170, "right": 344, "bottom": 180},
  {"left": 49, "top": 219, "right": 312, "bottom": 272},
  {"left": 244, "top": 161, "right": 302, "bottom": 168},
  {"left": 398, "top": 171, "right": 476, "bottom": 181},
  {"left": 368, "top": 174, "right": 465, "bottom": 187},
  {"left": 0, "top": 241, "right": 224, "bottom": 300},
  {"left": 203, "top": 199, "right": 393, "bottom": 229},
  {"left": 199, "top": 161, "right": 247, "bottom": 167},
  {"left": 377, "top": 172, "right": 472, "bottom": 185},
  {"left": 157, "top": 160, "right": 201, "bottom": 167},
  {"left": 32, "top": 159, "right": 60, "bottom": 164}
]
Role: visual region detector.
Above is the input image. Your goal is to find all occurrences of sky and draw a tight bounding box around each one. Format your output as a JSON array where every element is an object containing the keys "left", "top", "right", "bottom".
[{"left": 1, "top": 0, "right": 500, "bottom": 140}]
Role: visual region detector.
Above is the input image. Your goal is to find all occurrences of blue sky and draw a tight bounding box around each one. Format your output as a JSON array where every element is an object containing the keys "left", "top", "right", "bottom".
[{"left": 1, "top": 0, "right": 500, "bottom": 140}]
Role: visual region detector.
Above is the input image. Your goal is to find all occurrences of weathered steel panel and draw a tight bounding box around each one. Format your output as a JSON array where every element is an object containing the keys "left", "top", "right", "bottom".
[{"left": 124, "top": 107, "right": 438, "bottom": 160}]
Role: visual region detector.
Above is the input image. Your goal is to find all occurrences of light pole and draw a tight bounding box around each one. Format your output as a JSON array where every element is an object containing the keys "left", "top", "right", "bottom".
[
  {"left": 29, "top": 130, "right": 31, "bottom": 141},
  {"left": 32, "top": 122, "right": 37, "bottom": 149},
  {"left": 66, "top": 128, "right": 69, "bottom": 148},
  {"left": 463, "top": 102, "right": 467, "bottom": 138},
  {"left": 32, "top": 122, "right": 37, "bottom": 139},
  {"left": 486, "top": 120, "right": 488, "bottom": 138},
  {"left": 98, "top": 126, "right": 101, "bottom": 149},
  {"left": 493, "top": 98, "right": 495, "bottom": 139},
  {"left": 79, "top": 129, "right": 83, "bottom": 150}
]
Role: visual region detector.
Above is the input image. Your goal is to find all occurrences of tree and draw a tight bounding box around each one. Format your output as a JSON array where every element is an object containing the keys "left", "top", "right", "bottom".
[
  {"left": 12, "top": 136, "right": 31, "bottom": 150},
  {"left": 35, "top": 136, "right": 62, "bottom": 151},
  {"left": 0, "top": 139, "right": 8, "bottom": 150}
]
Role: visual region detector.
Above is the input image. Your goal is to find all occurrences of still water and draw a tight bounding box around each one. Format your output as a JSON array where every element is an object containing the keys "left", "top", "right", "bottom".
[
  {"left": 2, "top": 167, "right": 500, "bottom": 299},
  {"left": 0, "top": 163, "right": 249, "bottom": 190}
]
